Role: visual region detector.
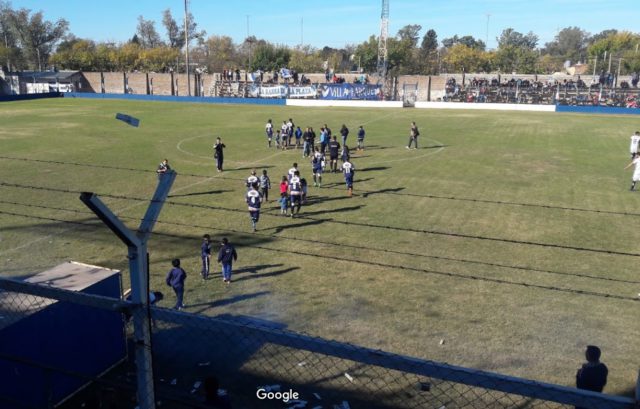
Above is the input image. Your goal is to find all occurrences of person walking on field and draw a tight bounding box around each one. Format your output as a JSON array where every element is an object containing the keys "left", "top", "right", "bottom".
[
  {"left": 201, "top": 234, "right": 212, "bottom": 280},
  {"left": 259, "top": 169, "right": 271, "bottom": 202},
  {"left": 217, "top": 238, "right": 238, "bottom": 284},
  {"left": 213, "top": 137, "right": 226, "bottom": 172},
  {"left": 342, "top": 158, "right": 355, "bottom": 197},
  {"left": 356, "top": 125, "right": 365, "bottom": 151},
  {"left": 406, "top": 121, "right": 419, "bottom": 149},
  {"left": 246, "top": 184, "right": 263, "bottom": 232},
  {"left": 340, "top": 124, "right": 349, "bottom": 146},
  {"left": 624, "top": 153, "right": 640, "bottom": 191},
  {"left": 156, "top": 159, "right": 171, "bottom": 179},
  {"left": 630, "top": 131, "right": 640, "bottom": 159},
  {"left": 165, "top": 258, "right": 187, "bottom": 310},
  {"left": 265, "top": 119, "right": 274, "bottom": 148}
]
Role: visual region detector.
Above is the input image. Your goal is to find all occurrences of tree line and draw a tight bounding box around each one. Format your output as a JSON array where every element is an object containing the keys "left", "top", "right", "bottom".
[{"left": 1, "top": 1, "right": 640, "bottom": 76}]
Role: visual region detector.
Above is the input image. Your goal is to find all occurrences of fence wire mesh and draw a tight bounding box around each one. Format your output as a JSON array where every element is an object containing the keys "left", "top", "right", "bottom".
[{"left": 0, "top": 280, "right": 635, "bottom": 409}]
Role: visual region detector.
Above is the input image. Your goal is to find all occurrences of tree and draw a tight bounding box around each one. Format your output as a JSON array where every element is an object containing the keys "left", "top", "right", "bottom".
[
  {"left": 138, "top": 46, "right": 179, "bottom": 72},
  {"left": 354, "top": 35, "right": 379, "bottom": 73},
  {"left": 497, "top": 28, "right": 538, "bottom": 50},
  {"left": 442, "top": 35, "right": 485, "bottom": 51},
  {"left": 136, "top": 16, "right": 162, "bottom": 49},
  {"left": 114, "top": 42, "right": 141, "bottom": 71},
  {"left": 442, "top": 44, "right": 490, "bottom": 73},
  {"left": 162, "top": 9, "right": 183, "bottom": 49},
  {"left": 419, "top": 29, "right": 438, "bottom": 74},
  {"left": 7, "top": 7, "right": 68, "bottom": 70},
  {"left": 589, "top": 29, "right": 617, "bottom": 45},
  {"left": 397, "top": 24, "right": 421, "bottom": 48},
  {"left": 0, "top": 1, "right": 23, "bottom": 70},
  {"left": 201, "top": 35, "right": 236, "bottom": 72},
  {"left": 544, "top": 26, "right": 589, "bottom": 64},
  {"left": 49, "top": 38, "right": 96, "bottom": 71},
  {"left": 288, "top": 46, "right": 323, "bottom": 73}
]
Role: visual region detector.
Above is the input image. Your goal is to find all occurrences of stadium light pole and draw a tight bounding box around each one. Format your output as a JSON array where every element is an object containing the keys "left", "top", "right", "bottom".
[{"left": 184, "top": 0, "right": 191, "bottom": 96}]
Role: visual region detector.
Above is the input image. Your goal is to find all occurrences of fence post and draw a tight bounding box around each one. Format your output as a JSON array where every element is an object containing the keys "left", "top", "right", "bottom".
[{"left": 80, "top": 171, "right": 176, "bottom": 409}]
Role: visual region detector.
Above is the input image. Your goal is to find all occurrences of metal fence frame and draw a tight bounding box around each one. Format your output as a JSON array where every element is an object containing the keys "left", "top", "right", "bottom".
[{"left": 0, "top": 277, "right": 636, "bottom": 409}]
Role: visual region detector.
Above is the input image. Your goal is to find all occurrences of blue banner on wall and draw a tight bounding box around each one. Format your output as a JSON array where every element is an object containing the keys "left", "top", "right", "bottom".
[{"left": 318, "top": 84, "right": 382, "bottom": 100}]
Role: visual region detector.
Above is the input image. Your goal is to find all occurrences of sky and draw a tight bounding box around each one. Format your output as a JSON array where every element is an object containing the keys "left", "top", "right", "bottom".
[{"left": 11, "top": 0, "right": 638, "bottom": 50}]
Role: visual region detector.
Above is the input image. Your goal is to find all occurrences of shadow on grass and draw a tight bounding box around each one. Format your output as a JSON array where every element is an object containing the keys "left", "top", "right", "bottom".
[
  {"left": 359, "top": 166, "right": 390, "bottom": 172},
  {"left": 233, "top": 266, "right": 299, "bottom": 283},
  {"left": 186, "top": 291, "right": 270, "bottom": 313},
  {"left": 302, "top": 205, "right": 364, "bottom": 217},
  {"left": 168, "top": 189, "right": 231, "bottom": 198},
  {"left": 270, "top": 218, "right": 325, "bottom": 233},
  {"left": 362, "top": 187, "right": 405, "bottom": 198}
]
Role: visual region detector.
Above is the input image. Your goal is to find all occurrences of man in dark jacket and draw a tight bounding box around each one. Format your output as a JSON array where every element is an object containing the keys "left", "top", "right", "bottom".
[
  {"left": 575, "top": 345, "right": 608, "bottom": 409},
  {"left": 165, "top": 258, "right": 187, "bottom": 310},
  {"left": 217, "top": 238, "right": 238, "bottom": 284}
]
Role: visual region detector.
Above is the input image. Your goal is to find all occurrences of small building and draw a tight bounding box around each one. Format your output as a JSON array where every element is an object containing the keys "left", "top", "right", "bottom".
[{"left": 3, "top": 70, "right": 89, "bottom": 95}]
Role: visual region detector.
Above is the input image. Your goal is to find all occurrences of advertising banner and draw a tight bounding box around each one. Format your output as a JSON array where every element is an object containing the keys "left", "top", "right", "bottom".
[
  {"left": 288, "top": 85, "right": 317, "bottom": 98},
  {"left": 318, "top": 84, "right": 382, "bottom": 100}
]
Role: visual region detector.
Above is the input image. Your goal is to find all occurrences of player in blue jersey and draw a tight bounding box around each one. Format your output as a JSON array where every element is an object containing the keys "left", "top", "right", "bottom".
[
  {"left": 246, "top": 185, "right": 263, "bottom": 232},
  {"left": 311, "top": 147, "right": 324, "bottom": 187},
  {"left": 328, "top": 136, "right": 341, "bottom": 173},
  {"left": 200, "top": 234, "right": 212, "bottom": 280},
  {"left": 342, "top": 159, "right": 355, "bottom": 197},
  {"left": 288, "top": 171, "right": 303, "bottom": 217}
]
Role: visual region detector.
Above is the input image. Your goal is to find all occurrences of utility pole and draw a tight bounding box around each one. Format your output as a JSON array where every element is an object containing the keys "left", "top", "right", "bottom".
[
  {"left": 300, "top": 17, "right": 303, "bottom": 48},
  {"left": 246, "top": 15, "right": 252, "bottom": 72},
  {"left": 485, "top": 13, "right": 491, "bottom": 49},
  {"left": 184, "top": 0, "right": 191, "bottom": 96}
]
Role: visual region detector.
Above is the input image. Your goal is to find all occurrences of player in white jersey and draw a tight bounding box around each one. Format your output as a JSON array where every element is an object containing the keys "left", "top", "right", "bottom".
[
  {"left": 288, "top": 171, "right": 303, "bottom": 217},
  {"left": 624, "top": 153, "right": 640, "bottom": 191},
  {"left": 246, "top": 170, "right": 259, "bottom": 191},
  {"left": 342, "top": 160, "right": 355, "bottom": 197},
  {"left": 246, "top": 186, "right": 263, "bottom": 232},
  {"left": 265, "top": 119, "right": 273, "bottom": 148},
  {"left": 281, "top": 121, "right": 289, "bottom": 149},
  {"left": 288, "top": 163, "right": 299, "bottom": 181},
  {"left": 630, "top": 131, "right": 640, "bottom": 159}
]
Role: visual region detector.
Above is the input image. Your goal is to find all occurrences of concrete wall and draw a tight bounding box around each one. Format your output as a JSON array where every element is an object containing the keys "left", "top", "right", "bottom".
[{"left": 286, "top": 99, "right": 403, "bottom": 108}]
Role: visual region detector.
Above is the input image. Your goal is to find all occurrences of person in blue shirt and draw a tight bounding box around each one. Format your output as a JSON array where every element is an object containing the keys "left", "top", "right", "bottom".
[
  {"left": 356, "top": 125, "right": 365, "bottom": 151},
  {"left": 288, "top": 171, "right": 303, "bottom": 217},
  {"left": 165, "top": 258, "right": 187, "bottom": 309},
  {"left": 246, "top": 185, "right": 263, "bottom": 232},
  {"left": 294, "top": 126, "right": 303, "bottom": 149},
  {"left": 201, "top": 234, "right": 212, "bottom": 280},
  {"left": 217, "top": 238, "right": 238, "bottom": 284},
  {"left": 319, "top": 127, "right": 328, "bottom": 154}
]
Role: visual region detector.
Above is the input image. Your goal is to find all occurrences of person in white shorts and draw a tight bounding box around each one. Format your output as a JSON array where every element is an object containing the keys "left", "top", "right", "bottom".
[
  {"left": 630, "top": 131, "right": 640, "bottom": 159},
  {"left": 624, "top": 153, "right": 640, "bottom": 191}
]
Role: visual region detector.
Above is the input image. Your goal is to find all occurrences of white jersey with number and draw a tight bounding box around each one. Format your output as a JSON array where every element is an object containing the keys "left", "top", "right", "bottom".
[
  {"left": 342, "top": 162, "right": 354, "bottom": 174},
  {"left": 630, "top": 135, "right": 640, "bottom": 154},
  {"left": 246, "top": 189, "right": 262, "bottom": 210},
  {"left": 266, "top": 122, "right": 273, "bottom": 134},
  {"left": 288, "top": 167, "right": 298, "bottom": 180}
]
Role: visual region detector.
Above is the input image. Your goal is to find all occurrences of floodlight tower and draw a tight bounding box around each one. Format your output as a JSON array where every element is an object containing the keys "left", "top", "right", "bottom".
[{"left": 377, "top": 0, "right": 389, "bottom": 80}]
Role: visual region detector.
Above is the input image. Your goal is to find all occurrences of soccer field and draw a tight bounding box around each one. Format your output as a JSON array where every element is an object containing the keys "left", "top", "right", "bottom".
[{"left": 1, "top": 98, "right": 638, "bottom": 395}]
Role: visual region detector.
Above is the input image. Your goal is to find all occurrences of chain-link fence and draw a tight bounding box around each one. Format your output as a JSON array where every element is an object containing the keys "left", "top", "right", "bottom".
[{"left": 0, "top": 277, "right": 636, "bottom": 409}]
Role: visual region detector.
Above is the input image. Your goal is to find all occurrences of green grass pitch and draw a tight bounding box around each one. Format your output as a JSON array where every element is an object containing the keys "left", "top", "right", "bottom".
[{"left": 0, "top": 98, "right": 638, "bottom": 394}]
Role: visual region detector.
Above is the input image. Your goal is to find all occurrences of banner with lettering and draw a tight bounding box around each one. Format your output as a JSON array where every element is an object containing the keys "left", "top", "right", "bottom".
[
  {"left": 318, "top": 84, "right": 382, "bottom": 100},
  {"left": 250, "top": 85, "right": 288, "bottom": 98},
  {"left": 288, "top": 85, "right": 317, "bottom": 98}
]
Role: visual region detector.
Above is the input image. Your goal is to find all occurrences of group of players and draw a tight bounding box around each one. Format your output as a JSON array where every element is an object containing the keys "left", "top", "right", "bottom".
[{"left": 239, "top": 119, "right": 361, "bottom": 233}]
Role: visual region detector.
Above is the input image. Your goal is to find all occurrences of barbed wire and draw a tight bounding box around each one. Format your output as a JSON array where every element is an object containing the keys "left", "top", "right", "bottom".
[
  {"left": 3, "top": 180, "right": 640, "bottom": 258},
  {"left": 3, "top": 154, "right": 640, "bottom": 217},
  {"left": 1, "top": 208, "right": 638, "bottom": 302}
]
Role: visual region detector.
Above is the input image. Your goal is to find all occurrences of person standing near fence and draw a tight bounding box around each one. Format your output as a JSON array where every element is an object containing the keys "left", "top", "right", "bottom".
[
  {"left": 406, "top": 122, "right": 420, "bottom": 149},
  {"left": 201, "top": 234, "right": 212, "bottom": 280},
  {"left": 213, "top": 137, "right": 226, "bottom": 172},
  {"left": 165, "top": 258, "right": 187, "bottom": 310},
  {"left": 218, "top": 238, "right": 238, "bottom": 284},
  {"left": 575, "top": 345, "right": 608, "bottom": 409}
]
